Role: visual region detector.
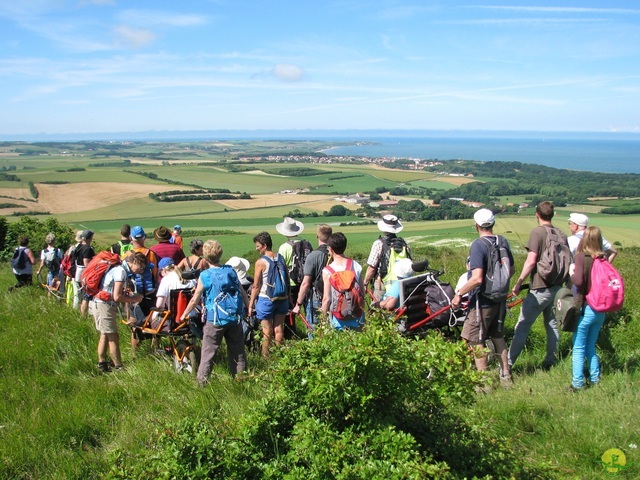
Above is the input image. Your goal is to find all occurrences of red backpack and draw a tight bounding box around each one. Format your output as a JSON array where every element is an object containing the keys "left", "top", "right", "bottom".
[
  {"left": 61, "top": 247, "right": 77, "bottom": 278},
  {"left": 585, "top": 256, "right": 624, "bottom": 313},
  {"left": 325, "top": 259, "right": 364, "bottom": 321},
  {"left": 81, "top": 251, "right": 122, "bottom": 302}
]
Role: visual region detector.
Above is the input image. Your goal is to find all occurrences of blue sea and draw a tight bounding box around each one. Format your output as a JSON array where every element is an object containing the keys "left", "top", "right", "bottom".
[{"left": 322, "top": 133, "right": 640, "bottom": 174}]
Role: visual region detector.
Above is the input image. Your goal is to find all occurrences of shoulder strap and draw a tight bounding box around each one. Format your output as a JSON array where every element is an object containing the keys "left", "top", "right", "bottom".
[
  {"left": 193, "top": 257, "right": 202, "bottom": 269},
  {"left": 186, "top": 257, "right": 193, "bottom": 269},
  {"left": 346, "top": 258, "right": 354, "bottom": 272}
]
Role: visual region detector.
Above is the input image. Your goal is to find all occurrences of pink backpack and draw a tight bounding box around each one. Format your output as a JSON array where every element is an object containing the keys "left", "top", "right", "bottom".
[{"left": 585, "top": 256, "right": 624, "bottom": 313}]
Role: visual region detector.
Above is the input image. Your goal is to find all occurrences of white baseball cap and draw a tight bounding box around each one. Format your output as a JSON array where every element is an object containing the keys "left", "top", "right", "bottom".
[
  {"left": 473, "top": 209, "right": 495, "bottom": 228},
  {"left": 569, "top": 213, "right": 588, "bottom": 227}
]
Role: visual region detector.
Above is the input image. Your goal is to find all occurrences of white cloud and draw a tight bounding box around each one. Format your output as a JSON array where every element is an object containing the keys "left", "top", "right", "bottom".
[
  {"left": 271, "top": 64, "right": 305, "bottom": 82},
  {"left": 113, "top": 25, "right": 156, "bottom": 49},
  {"left": 117, "top": 9, "right": 209, "bottom": 28}
]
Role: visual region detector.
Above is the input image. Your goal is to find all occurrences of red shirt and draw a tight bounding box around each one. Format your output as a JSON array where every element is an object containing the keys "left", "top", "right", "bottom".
[{"left": 150, "top": 242, "right": 185, "bottom": 264}]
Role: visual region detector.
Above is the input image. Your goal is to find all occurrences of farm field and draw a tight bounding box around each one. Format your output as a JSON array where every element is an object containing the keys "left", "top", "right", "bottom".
[{"left": 1, "top": 140, "right": 640, "bottom": 257}]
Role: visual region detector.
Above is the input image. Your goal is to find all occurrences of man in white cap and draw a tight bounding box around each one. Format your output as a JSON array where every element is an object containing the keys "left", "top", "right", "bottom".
[
  {"left": 452, "top": 208, "right": 515, "bottom": 388},
  {"left": 567, "top": 213, "right": 617, "bottom": 262},
  {"left": 276, "top": 217, "right": 311, "bottom": 339},
  {"left": 363, "top": 214, "right": 411, "bottom": 301}
]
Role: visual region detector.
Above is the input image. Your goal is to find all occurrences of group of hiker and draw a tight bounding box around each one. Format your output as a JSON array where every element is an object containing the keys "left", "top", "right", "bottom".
[{"left": 9, "top": 204, "right": 622, "bottom": 391}]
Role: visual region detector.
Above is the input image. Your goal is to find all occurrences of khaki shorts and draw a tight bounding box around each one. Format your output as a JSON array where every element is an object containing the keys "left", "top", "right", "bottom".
[
  {"left": 461, "top": 303, "right": 504, "bottom": 344},
  {"left": 91, "top": 300, "right": 119, "bottom": 334}
]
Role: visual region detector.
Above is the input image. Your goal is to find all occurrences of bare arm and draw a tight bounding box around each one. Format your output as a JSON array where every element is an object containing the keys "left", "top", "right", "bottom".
[
  {"left": 292, "top": 274, "right": 312, "bottom": 314},
  {"left": 321, "top": 270, "right": 331, "bottom": 316},
  {"left": 452, "top": 267, "right": 483, "bottom": 309},
  {"left": 512, "top": 250, "right": 538, "bottom": 296},
  {"left": 248, "top": 259, "right": 265, "bottom": 317},
  {"left": 112, "top": 280, "right": 143, "bottom": 304},
  {"left": 363, "top": 265, "right": 376, "bottom": 286},
  {"left": 180, "top": 278, "right": 204, "bottom": 321},
  {"left": 606, "top": 247, "right": 618, "bottom": 264}
]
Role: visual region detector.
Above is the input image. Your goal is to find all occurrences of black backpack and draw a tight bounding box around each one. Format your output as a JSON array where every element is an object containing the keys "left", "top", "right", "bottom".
[
  {"left": 312, "top": 244, "right": 331, "bottom": 300},
  {"left": 480, "top": 236, "right": 511, "bottom": 302},
  {"left": 11, "top": 248, "right": 27, "bottom": 270},
  {"left": 288, "top": 239, "right": 313, "bottom": 286},
  {"left": 377, "top": 235, "right": 411, "bottom": 280}
]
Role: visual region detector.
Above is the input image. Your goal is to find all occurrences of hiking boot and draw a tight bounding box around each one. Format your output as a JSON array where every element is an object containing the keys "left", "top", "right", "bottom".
[
  {"left": 500, "top": 374, "right": 514, "bottom": 390},
  {"left": 541, "top": 362, "right": 555, "bottom": 371},
  {"left": 97, "top": 361, "right": 111, "bottom": 373}
]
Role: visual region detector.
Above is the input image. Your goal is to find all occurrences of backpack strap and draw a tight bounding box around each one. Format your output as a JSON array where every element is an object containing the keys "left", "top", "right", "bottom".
[{"left": 186, "top": 257, "right": 193, "bottom": 270}]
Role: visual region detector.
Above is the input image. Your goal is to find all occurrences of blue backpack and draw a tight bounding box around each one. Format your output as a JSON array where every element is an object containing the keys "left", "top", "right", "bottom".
[
  {"left": 262, "top": 254, "right": 289, "bottom": 301},
  {"left": 201, "top": 265, "right": 244, "bottom": 325}
]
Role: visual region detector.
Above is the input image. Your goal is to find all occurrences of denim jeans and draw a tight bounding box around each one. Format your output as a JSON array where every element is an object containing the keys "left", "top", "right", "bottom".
[
  {"left": 508, "top": 286, "right": 560, "bottom": 367},
  {"left": 572, "top": 305, "right": 605, "bottom": 388}
]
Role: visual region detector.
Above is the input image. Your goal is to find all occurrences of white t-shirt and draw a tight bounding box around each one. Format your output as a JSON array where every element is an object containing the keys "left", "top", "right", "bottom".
[
  {"left": 100, "top": 265, "right": 127, "bottom": 297},
  {"left": 156, "top": 271, "right": 195, "bottom": 309},
  {"left": 568, "top": 230, "right": 612, "bottom": 257}
]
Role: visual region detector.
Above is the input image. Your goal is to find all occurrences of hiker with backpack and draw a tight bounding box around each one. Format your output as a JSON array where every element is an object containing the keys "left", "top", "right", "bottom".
[
  {"left": 9, "top": 236, "right": 36, "bottom": 291},
  {"left": 277, "top": 217, "right": 311, "bottom": 340},
  {"left": 291, "top": 224, "right": 332, "bottom": 331},
  {"left": 89, "top": 251, "right": 147, "bottom": 372},
  {"left": 451, "top": 209, "right": 515, "bottom": 387},
  {"left": 248, "top": 231, "right": 290, "bottom": 358},
  {"left": 508, "top": 201, "right": 571, "bottom": 370},
  {"left": 61, "top": 230, "right": 83, "bottom": 305},
  {"left": 321, "top": 232, "right": 365, "bottom": 331},
  {"left": 36, "top": 232, "right": 63, "bottom": 290},
  {"left": 122, "top": 226, "right": 159, "bottom": 350},
  {"left": 363, "top": 214, "right": 412, "bottom": 301},
  {"left": 180, "top": 240, "right": 248, "bottom": 385},
  {"left": 177, "top": 239, "right": 210, "bottom": 280},
  {"left": 110, "top": 224, "right": 133, "bottom": 257},
  {"left": 570, "top": 226, "right": 624, "bottom": 390},
  {"left": 74, "top": 230, "right": 96, "bottom": 315}
]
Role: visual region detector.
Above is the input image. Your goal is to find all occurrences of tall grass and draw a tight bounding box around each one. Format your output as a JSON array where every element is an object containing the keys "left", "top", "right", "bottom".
[{"left": 1, "top": 247, "right": 638, "bottom": 478}]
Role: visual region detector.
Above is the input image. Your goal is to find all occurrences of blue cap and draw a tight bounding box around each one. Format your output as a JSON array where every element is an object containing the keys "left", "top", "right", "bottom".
[
  {"left": 158, "top": 257, "right": 174, "bottom": 270},
  {"left": 173, "top": 225, "right": 181, "bottom": 231},
  {"left": 131, "top": 225, "right": 146, "bottom": 239}
]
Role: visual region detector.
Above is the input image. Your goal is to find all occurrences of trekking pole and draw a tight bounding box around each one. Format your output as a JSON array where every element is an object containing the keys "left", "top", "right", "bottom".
[{"left": 296, "top": 312, "right": 312, "bottom": 330}]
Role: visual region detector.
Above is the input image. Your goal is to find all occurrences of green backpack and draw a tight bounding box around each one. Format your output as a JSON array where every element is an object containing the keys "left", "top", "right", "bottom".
[{"left": 554, "top": 287, "right": 579, "bottom": 332}]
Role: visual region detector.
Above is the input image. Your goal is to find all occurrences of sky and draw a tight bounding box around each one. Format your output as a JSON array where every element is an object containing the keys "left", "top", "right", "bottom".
[{"left": 1, "top": 0, "right": 639, "bottom": 136}]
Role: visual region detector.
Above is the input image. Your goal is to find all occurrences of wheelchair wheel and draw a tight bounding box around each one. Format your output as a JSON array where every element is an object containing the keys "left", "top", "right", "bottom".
[{"left": 174, "top": 340, "right": 199, "bottom": 376}]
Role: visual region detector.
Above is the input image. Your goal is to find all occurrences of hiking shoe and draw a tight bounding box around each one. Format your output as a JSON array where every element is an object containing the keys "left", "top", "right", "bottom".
[
  {"left": 113, "top": 364, "right": 125, "bottom": 371},
  {"left": 500, "top": 374, "right": 514, "bottom": 390},
  {"left": 97, "top": 361, "right": 111, "bottom": 373},
  {"left": 541, "top": 362, "right": 555, "bottom": 371},
  {"left": 569, "top": 385, "right": 583, "bottom": 393}
]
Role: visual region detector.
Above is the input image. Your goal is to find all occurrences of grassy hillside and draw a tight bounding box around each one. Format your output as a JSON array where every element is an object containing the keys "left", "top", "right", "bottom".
[{"left": 1, "top": 245, "right": 638, "bottom": 478}]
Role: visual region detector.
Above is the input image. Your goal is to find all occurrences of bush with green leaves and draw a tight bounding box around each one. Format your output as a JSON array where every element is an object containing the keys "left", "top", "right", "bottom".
[
  {"left": 110, "top": 316, "right": 549, "bottom": 479},
  {"left": 1, "top": 216, "right": 74, "bottom": 260}
]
